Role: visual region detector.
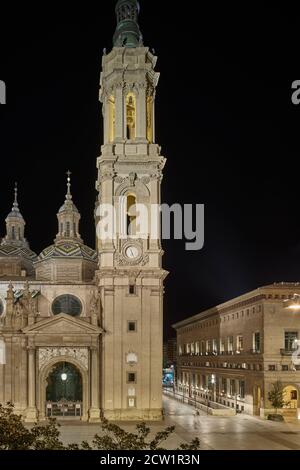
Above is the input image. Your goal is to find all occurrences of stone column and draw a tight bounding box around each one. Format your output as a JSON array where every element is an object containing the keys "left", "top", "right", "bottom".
[
  {"left": 89, "top": 346, "right": 101, "bottom": 422},
  {"left": 24, "top": 346, "right": 38, "bottom": 422}
]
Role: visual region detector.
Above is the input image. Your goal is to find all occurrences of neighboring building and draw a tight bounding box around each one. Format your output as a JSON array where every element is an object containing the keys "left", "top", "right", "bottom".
[
  {"left": 163, "top": 342, "right": 168, "bottom": 368},
  {"left": 173, "top": 284, "right": 300, "bottom": 417},
  {"left": 163, "top": 337, "right": 177, "bottom": 369},
  {"left": 0, "top": 0, "right": 167, "bottom": 422}
]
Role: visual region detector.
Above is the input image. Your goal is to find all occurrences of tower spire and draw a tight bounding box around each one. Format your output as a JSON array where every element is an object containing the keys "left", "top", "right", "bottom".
[
  {"left": 66, "top": 170, "right": 72, "bottom": 201},
  {"left": 113, "top": 0, "right": 143, "bottom": 48},
  {"left": 55, "top": 172, "right": 82, "bottom": 244},
  {"left": 2, "top": 182, "right": 28, "bottom": 248},
  {"left": 13, "top": 182, "right": 18, "bottom": 208}
]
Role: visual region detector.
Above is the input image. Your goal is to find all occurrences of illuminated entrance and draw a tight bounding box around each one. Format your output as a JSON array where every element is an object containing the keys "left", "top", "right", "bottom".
[{"left": 46, "top": 362, "right": 83, "bottom": 417}]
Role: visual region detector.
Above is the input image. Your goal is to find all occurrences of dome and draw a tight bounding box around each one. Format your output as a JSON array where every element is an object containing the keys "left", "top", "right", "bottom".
[
  {"left": 0, "top": 244, "right": 37, "bottom": 262},
  {"left": 116, "top": 0, "right": 140, "bottom": 12},
  {"left": 37, "top": 241, "right": 97, "bottom": 263},
  {"left": 58, "top": 200, "right": 79, "bottom": 214},
  {"left": 6, "top": 208, "right": 24, "bottom": 220}
]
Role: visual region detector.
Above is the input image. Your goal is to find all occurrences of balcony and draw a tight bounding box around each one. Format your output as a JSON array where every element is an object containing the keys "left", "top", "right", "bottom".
[
  {"left": 250, "top": 349, "right": 261, "bottom": 354},
  {"left": 280, "top": 349, "right": 296, "bottom": 356}
]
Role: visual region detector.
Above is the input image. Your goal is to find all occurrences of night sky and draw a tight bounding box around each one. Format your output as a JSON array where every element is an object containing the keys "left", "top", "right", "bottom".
[{"left": 1, "top": 2, "right": 300, "bottom": 339}]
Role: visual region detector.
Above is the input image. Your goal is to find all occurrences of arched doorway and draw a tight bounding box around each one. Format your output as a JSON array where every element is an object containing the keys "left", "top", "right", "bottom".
[
  {"left": 45, "top": 362, "right": 83, "bottom": 418},
  {"left": 283, "top": 385, "right": 298, "bottom": 410}
]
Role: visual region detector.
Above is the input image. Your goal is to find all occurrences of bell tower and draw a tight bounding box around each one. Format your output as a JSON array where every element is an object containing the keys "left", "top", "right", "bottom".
[{"left": 96, "top": 0, "right": 167, "bottom": 420}]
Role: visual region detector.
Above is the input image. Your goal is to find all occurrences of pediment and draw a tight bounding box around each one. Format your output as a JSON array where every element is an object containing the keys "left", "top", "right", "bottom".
[{"left": 22, "top": 313, "right": 103, "bottom": 335}]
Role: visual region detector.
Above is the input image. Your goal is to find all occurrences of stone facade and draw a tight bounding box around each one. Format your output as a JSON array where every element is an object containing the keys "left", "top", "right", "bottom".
[
  {"left": 0, "top": 0, "right": 166, "bottom": 422},
  {"left": 174, "top": 284, "right": 300, "bottom": 418}
]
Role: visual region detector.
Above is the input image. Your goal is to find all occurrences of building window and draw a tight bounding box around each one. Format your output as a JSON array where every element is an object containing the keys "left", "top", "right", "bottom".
[
  {"left": 285, "top": 331, "right": 298, "bottom": 351},
  {"left": 66, "top": 221, "right": 71, "bottom": 237},
  {"left": 12, "top": 226, "right": 15, "bottom": 240},
  {"left": 230, "top": 379, "right": 236, "bottom": 396},
  {"left": 239, "top": 381, "right": 245, "bottom": 399},
  {"left": 127, "top": 372, "right": 136, "bottom": 384},
  {"left": 126, "top": 93, "right": 136, "bottom": 140},
  {"left": 0, "top": 299, "right": 3, "bottom": 316},
  {"left": 146, "top": 96, "right": 153, "bottom": 142},
  {"left": 291, "top": 390, "right": 298, "bottom": 400},
  {"left": 128, "top": 321, "right": 137, "bottom": 332},
  {"left": 108, "top": 95, "right": 115, "bottom": 142},
  {"left": 52, "top": 294, "right": 82, "bottom": 317},
  {"left": 0, "top": 339, "right": 6, "bottom": 365},
  {"left": 253, "top": 332, "right": 261, "bottom": 353},
  {"left": 268, "top": 365, "right": 276, "bottom": 371},
  {"left": 129, "top": 285, "right": 136, "bottom": 295},
  {"left": 201, "top": 341, "right": 205, "bottom": 355},
  {"left": 228, "top": 336, "right": 233, "bottom": 352},
  {"left": 237, "top": 335, "right": 243, "bottom": 352},
  {"left": 282, "top": 365, "right": 289, "bottom": 371},
  {"left": 195, "top": 342, "right": 200, "bottom": 355},
  {"left": 128, "top": 397, "right": 136, "bottom": 408},
  {"left": 212, "top": 339, "right": 218, "bottom": 354},
  {"left": 126, "top": 194, "right": 137, "bottom": 236},
  {"left": 220, "top": 340, "right": 225, "bottom": 353}
]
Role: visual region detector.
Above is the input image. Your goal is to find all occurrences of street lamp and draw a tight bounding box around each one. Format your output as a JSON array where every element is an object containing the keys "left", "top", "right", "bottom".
[
  {"left": 235, "top": 393, "right": 241, "bottom": 413},
  {"left": 211, "top": 374, "right": 216, "bottom": 403},
  {"left": 284, "top": 294, "right": 300, "bottom": 311}
]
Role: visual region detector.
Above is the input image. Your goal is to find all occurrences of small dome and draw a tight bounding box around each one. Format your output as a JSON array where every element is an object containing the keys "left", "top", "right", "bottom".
[
  {"left": 0, "top": 244, "right": 37, "bottom": 262},
  {"left": 6, "top": 208, "right": 24, "bottom": 220},
  {"left": 58, "top": 198, "right": 79, "bottom": 214},
  {"left": 37, "top": 241, "right": 97, "bottom": 263}
]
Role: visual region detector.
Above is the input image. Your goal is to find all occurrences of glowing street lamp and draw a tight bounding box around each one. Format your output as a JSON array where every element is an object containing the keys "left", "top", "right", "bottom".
[
  {"left": 61, "top": 373, "right": 67, "bottom": 381},
  {"left": 284, "top": 294, "right": 300, "bottom": 311}
]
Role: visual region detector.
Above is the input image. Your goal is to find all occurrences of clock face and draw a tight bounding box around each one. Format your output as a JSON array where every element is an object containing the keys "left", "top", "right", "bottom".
[{"left": 125, "top": 245, "right": 139, "bottom": 259}]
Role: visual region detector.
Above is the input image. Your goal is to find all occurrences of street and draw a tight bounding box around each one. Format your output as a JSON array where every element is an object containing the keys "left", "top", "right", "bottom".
[{"left": 56, "top": 395, "right": 300, "bottom": 450}]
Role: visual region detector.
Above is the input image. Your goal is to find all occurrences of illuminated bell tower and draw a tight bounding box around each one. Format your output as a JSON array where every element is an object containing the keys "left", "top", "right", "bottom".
[{"left": 96, "top": 0, "right": 167, "bottom": 420}]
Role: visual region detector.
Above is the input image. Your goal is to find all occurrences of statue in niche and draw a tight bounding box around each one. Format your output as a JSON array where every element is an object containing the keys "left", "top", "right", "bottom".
[{"left": 90, "top": 291, "right": 101, "bottom": 326}]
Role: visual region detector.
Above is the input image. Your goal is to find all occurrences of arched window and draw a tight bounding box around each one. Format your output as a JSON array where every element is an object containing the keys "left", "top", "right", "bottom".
[
  {"left": 147, "top": 96, "right": 153, "bottom": 142},
  {"left": 12, "top": 226, "right": 15, "bottom": 240},
  {"left": 126, "top": 194, "right": 137, "bottom": 236},
  {"left": 18, "top": 227, "right": 21, "bottom": 240},
  {"left": 52, "top": 295, "right": 82, "bottom": 317},
  {"left": 126, "top": 93, "right": 136, "bottom": 140},
  {"left": 108, "top": 95, "right": 115, "bottom": 142},
  {"left": 66, "top": 222, "right": 71, "bottom": 237}
]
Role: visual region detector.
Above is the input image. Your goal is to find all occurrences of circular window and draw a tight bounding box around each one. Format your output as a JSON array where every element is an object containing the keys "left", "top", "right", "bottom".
[
  {"left": 0, "top": 299, "right": 3, "bottom": 316},
  {"left": 52, "top": 295, "right": 82, "bottom": 317}
]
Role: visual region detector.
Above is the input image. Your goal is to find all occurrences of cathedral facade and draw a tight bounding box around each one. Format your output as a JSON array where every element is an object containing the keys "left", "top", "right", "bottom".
[{"left": 0, "top": 0, "right": 167, "bottom": 422}]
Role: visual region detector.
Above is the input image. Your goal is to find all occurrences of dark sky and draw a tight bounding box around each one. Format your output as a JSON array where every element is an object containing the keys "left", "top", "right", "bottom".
[{"left": 1, "top": 2, "right": 300, "bottom": 339}]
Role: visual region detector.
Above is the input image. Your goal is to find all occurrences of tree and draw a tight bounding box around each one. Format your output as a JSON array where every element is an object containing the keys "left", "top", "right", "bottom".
[
  {"left": 81, "top": 420, "right": 200, "bottom": 451},
  {"left": 268, "top": 381, "right": 289, "bottom": 413},
  {"left": 0, "top": 403, "right": 200, "bottom": 451}
]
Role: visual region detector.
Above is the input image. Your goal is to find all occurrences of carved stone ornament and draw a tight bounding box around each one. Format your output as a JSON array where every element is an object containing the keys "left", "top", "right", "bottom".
[{"left": 38, "top": 347, "right": 89, "bottom": 370}]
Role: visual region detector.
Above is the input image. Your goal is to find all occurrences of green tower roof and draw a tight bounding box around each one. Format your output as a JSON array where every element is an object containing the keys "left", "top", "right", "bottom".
[{"left": 113, "top": 0, "right": 143, "bottom": 48}]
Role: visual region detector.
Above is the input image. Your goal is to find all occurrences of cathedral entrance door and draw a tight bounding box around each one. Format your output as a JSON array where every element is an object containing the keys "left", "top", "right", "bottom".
[{"left": 45, "top": 362, "right": 83, "bottom": 418}]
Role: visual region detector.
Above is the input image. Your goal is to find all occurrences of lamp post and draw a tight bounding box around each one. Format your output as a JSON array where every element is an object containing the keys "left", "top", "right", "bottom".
[
  {"left": 235, "top": 393, "right": 241, "bottom": 413},
  {"left": 211, "top": 374, "right": 216, "bottom": 403}
]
